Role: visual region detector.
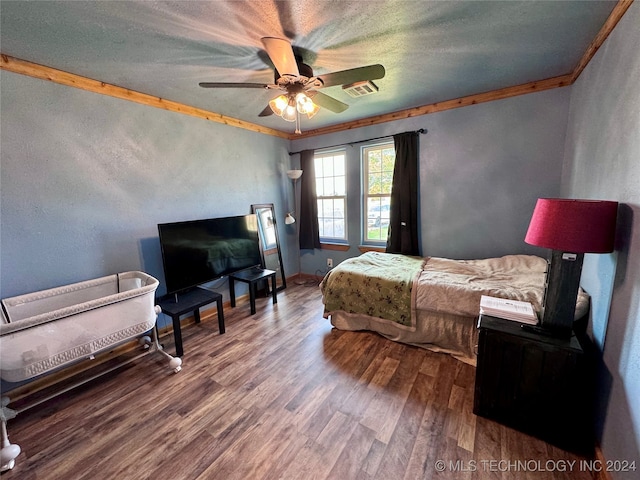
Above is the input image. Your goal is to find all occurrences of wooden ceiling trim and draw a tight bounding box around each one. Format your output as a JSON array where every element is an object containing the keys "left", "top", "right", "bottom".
[
  {"left": 292, "top": 0, "right": 633, "bottom": 140},
  {"left": 0, "top": 54, "right": 290, "bottom": 140},
  {"left": 293, "top": 74, "right": 574, "bottom": 139},
  {"left": 570, "top": 0, "right": 634, "bottom": 83},
  {"left": 0, "top": 53, "right": 575, "bottom": 141},
  {"left": 1, "top": 0, "right": 632, "bottom": 142}
]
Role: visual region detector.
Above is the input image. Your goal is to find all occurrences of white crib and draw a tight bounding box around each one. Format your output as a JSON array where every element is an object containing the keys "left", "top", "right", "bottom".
[{"left": 0, "top": 271, "right": 181, "bottom": 471}]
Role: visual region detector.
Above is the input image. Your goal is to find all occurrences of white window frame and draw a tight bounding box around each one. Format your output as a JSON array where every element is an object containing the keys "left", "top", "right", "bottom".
[
  {"left": 362, "top": 141, "right": 395, "bottom": 245},
  {"left": 314, "top": 149, "right": 347, "bottom": 243}
]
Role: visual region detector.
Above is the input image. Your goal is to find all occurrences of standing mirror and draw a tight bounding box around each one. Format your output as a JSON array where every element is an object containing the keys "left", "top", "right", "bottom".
[{"left": 251, "top": 203, "right": 286, "bottom": 291}]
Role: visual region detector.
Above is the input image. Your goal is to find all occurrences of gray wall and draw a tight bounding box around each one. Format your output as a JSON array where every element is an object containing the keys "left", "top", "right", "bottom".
[
  {"left": 0, "top": 71, "right": 296, "bottom": 304},
  {"left": 290, "top": 87, "right": 570, "bottom": 274},
  {"left": 562, "top": 3, "right": 639, "bottom": 475}
]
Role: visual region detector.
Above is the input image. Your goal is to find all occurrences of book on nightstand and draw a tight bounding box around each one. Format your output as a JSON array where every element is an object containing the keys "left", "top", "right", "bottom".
[{"left": 479, "top": 295, "right": 538, "bottom": 325}]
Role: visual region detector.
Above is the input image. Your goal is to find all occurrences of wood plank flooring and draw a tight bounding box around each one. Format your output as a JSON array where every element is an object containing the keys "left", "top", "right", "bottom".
[{"left": 3, "top": 284, "right": 594, "bottom": 480}]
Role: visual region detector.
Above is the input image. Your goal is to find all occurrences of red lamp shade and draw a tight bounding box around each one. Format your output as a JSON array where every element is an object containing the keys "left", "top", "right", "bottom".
[{"left": 525, "top": 198, "right": 618, "bottom": 253}]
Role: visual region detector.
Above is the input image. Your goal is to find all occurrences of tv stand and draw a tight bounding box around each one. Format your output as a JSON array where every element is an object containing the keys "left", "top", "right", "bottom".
[{"left": 157, "top": 288, "right": 225, "bottom": 357}]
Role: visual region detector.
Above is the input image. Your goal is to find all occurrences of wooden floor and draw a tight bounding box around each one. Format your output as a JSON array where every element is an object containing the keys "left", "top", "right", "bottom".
[{"left": 3, "top": 284, "right": 594, "bottom": 480}]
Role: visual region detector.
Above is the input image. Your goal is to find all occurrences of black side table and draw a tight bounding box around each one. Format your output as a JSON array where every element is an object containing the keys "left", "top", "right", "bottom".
[
  {"left": 229, "top": 267, "right": 277, "bottom": 315},
  {"left": 157, "top": 288, "right": 225, "bottom": 357}
]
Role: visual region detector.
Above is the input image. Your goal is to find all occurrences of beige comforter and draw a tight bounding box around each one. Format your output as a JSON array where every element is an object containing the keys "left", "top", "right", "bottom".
[{"left": 414, "top": 254, "right": 549, "bottom": 317}]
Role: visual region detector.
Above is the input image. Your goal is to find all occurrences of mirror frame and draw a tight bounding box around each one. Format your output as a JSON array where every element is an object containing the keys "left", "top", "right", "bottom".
[{"left": 251, "top": 203, "right": 287, "bottom": 291}]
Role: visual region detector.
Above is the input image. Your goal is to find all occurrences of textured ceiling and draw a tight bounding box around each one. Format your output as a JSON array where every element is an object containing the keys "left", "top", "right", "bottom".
[{"left": 0, "top": 1, "right": 618, "bottom": 134}]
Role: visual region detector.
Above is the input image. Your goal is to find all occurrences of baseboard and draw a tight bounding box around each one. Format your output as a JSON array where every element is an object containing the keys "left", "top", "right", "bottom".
[{"left": 291, "top": 273, "right": 325, "bottom": 285}]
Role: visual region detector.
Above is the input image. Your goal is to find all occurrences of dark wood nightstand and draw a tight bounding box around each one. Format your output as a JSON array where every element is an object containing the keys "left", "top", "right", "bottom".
[{"left": 473, "top": 314, "right": 594, "bottom": 455}]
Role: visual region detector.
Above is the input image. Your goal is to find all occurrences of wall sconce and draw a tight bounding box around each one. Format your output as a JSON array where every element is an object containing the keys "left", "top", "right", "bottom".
[{"left": 525, "top": 198, "right": 618, "bottom": 337}]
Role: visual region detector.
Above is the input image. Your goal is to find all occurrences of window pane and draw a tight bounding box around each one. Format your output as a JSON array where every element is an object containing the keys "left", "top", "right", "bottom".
[
  {"left": 333, "top": 218, "right": 345, "bottom": 238},
  {"left": 334, "top": 198, "right": 344, "bottom": 218},
  {"left": 381, "top": 171, "right": 393, "bottom": 194},
  {"left": 368, "top": 150, "right": 381, "bottom": 172},
  {"left": 320, "top": 199, "right": 331, "bottom": 217},
  {"left": 322, "top": 156, "right": 334, "bottom": 177},
  {"left": 367, "top": 197, "right": 390, "bottom": 226},
  {"left": 366, "top": 196, "right": 390, "bottom": 241},
  {"left": 334, "top": 156, "right": 345, "bottom": 176},
  {"left": 334, "top": 176, "right": 346, "bottom": 196},
  {"left": 368, "top": 172, "right": 381, "bottom": 195},
  {"left": 364, "top": 142, "right": 395, "bottom": 244},
  {"left": 318, "top": 207, "right": 326, "bottom": 236},
  {"left": 315, "top": 150, "right": 347, "bottom": 241},
  {"left": 382, "top": 148, "right": 395, "bottom": 169},
  {"left": 321, "top": 178, "right": 331, "bottom": 196},
  {"left": 317, "top": 196, "right": 346, "bottom": 240}
]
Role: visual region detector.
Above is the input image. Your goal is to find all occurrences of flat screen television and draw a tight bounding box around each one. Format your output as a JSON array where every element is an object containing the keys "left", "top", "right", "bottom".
[{"left": 158, "top": 214, "right": 262, "bottom": 295}]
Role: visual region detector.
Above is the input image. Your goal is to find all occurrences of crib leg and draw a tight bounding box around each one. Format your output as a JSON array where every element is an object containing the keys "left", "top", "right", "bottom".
[
  {"left": 140, "top": 325, "right": 182, "bottom": 374},
  {"left": 1, "top": 397, "right": 21, "bottom": 472}
]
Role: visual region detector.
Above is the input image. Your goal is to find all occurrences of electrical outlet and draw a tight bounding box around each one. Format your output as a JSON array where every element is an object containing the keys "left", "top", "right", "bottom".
[{"left": 327, "top": 258, "right": 333, "bottom": 268}]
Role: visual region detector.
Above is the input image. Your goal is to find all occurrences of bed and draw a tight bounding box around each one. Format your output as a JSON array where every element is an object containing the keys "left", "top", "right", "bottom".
[{"left": 320, "top": 252, "right": 589, "bottom": 365}]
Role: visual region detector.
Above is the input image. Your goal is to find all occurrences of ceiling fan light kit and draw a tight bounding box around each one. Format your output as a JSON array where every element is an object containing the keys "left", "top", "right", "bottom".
[
  {"left": 268, "top": 95, "right": 289, "bottom": 117},
  {"left": 199, "top": 36, "right": 385, "bottom": 133},
  {"left": 268, "top": 92, "right": 320, "bottom": 123},
  {"left": 295, "top": 93, "right": 320, "bottom": 118}
]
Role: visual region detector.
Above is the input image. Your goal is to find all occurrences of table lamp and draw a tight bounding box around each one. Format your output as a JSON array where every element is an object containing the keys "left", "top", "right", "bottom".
[{"left": 525, "top": 198, "right": 618, "bottom": 337}]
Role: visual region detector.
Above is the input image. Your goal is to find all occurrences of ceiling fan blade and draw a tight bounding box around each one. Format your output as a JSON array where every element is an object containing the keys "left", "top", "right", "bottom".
[
  {"left": 199, "top": 82, "right": 268, "bottom": 88},
  {"left": 261, "top": 37, "right": 299, "bottom": 78},
  {"left": 258, "top": 105, "right": 274, "bottom": 117},
  {"left": 310, "top": 91, "right": 349, "bottom": 113},
  {"left": 317, "top": 64, "right": 385, "bottom": 88}
]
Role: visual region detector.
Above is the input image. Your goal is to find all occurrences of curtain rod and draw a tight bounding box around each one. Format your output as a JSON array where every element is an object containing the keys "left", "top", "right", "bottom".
[{"left": 288, "top": 128, "right": 427, "bottom": 156}]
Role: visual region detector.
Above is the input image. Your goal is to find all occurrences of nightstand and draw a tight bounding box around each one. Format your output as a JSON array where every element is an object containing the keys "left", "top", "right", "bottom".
[{"left": 473, "top": 314, "right": 594, "bottom": 455}]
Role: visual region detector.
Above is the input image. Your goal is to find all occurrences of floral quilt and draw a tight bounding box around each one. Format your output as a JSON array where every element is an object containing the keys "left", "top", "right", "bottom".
[{"left": 320, "top": 252, "right": 425, "bottom": 327}]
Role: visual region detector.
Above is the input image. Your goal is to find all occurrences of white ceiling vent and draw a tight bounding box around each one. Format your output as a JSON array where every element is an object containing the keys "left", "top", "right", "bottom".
[{"left": 342, "top": 80, "right": 379, "bottom": 98}]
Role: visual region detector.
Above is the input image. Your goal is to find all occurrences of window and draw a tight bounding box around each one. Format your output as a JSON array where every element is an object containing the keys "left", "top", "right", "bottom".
[
  {"left": 315, "top": 150, "right": 347, "bottom": 241},
  {"left": 363, "top": 142, "right": 395, "bottom": 243}
]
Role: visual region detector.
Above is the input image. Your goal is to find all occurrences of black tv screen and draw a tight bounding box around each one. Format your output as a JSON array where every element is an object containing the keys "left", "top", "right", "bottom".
[{"left": 158, "top": 214, "right": 262, "bottom": 294}]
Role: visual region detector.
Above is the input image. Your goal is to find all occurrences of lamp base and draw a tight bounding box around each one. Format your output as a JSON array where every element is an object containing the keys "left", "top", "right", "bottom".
[
  {"left": 520, "top": 323, "right": 566, "bottom": 337},
  {"left": 540, "top": 250, "right": 584, "bottom": 338}
]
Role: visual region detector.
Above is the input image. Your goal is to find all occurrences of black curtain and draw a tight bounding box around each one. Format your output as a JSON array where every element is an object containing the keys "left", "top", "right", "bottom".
[
  {"left": 386, "top": 132, "right": 420, "bottom": 255},
  {"left": 298, "top": 149, "right": 321, "bottom": 249}
]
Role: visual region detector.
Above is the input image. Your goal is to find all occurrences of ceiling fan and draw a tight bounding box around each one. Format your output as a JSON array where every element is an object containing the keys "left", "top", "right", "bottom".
[{"left": 199, "top": 37, "right": 385, "bottom": 133}]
